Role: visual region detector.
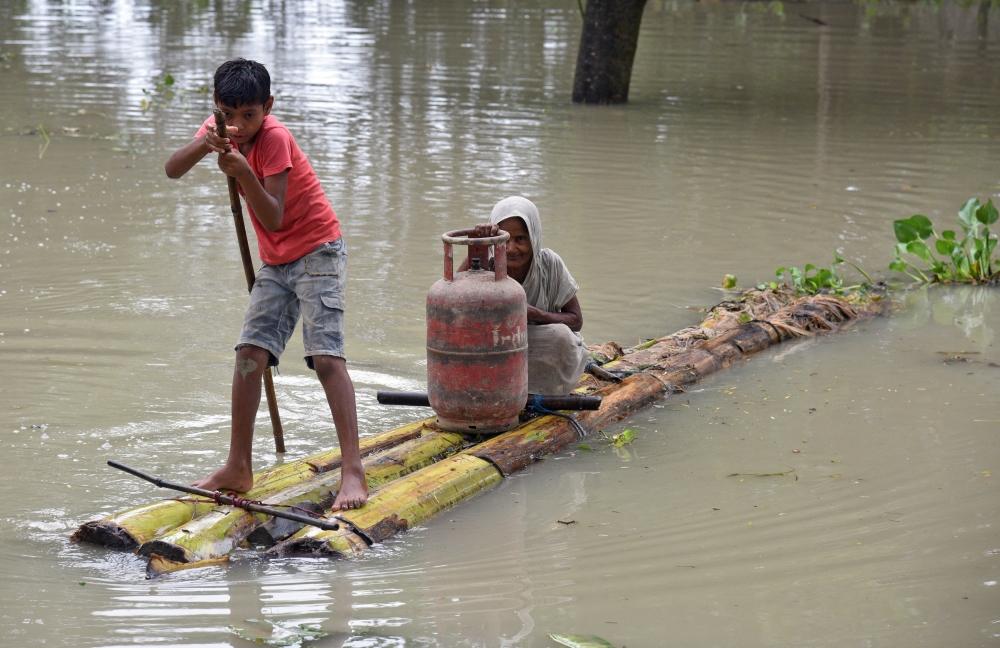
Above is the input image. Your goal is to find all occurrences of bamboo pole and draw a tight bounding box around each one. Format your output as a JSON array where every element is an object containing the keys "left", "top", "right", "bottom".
[
  {"left": 109, "top": 460, "right": 344, "bottom": 530},
  {"left": 213, "top": 109, "right": 285, "bottom": 453}
]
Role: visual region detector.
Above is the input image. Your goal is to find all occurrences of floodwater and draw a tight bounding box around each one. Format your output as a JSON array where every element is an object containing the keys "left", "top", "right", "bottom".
[{"left": 1, "top": 0, "right": 998, "bottom": 646}]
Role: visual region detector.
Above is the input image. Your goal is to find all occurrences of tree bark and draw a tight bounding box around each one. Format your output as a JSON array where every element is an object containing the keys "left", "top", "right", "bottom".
[{"left": 572, "top": 0, "right": 648, "bottom": 104}]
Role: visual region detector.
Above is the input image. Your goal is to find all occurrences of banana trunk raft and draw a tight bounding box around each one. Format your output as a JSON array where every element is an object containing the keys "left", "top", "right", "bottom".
[{"left": 73, "top": 288, "right": 888, "bottom": 575}]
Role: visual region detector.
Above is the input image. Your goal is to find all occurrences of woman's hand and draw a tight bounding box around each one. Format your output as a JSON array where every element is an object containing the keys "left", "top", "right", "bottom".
[
  {"left": 471, "top": 223, "right": 499, "bottom": 239},
  {"left": 526, "top": 305, "right": 547, "bottom": 323},
  {"left": 527, "top": 297, "right": 583, "bottom": 332}
]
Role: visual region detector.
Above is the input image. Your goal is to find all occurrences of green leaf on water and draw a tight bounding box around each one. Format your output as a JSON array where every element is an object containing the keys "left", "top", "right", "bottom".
[
  {"left": 727, "top": 468, "right": 796, "bottom": 478},
  {"left": 228, "top": 620, "right": 329, "bottom": 647},
  {"left": 549, "top": 633, "right": 616, "bottom": 648},
  {"left": 611, "top": 428, "right": 636, "bottom": 447},
  {"left": 577, "top": 443, "right": 593, "bottom": 452},
  {"left": 722, "top": 273, "right": 737, "bottom": 289}
]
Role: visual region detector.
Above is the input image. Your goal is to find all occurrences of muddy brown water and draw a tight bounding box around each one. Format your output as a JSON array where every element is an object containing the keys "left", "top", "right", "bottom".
[{"left": 1, "top": 1, "right": 998, "bottom": 646}]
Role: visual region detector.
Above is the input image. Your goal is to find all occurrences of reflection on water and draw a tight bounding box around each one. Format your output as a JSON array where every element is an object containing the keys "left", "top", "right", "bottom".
[{"left": 1, "top": 1, "right": 999, "bottom": 646}]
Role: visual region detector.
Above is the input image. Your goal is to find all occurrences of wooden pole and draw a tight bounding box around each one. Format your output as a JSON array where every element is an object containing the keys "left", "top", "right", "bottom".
[
  {"left": 213, "top": 109, "right": 285, "bottom": 453},
  {"left": 107, "top": 460, "right": 339, "bottom": 531}
]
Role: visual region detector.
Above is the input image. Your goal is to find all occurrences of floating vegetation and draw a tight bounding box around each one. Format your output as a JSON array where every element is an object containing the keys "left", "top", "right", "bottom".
[
  {"left": 140, "top": 73, "right": 175, "bottom": 112},
  {"left": 890, "top": 198, "right": 998, "bottom": 284},
  {"left": 727, "top": 468, "right": 797, "bottom": 479},
  {"left": 937, "top": 351, "right": 999, "bottom": 368},
  {"left": 228, "top": 619, "right": 329, "bottom": 647},
  {"left": 36, "top": 123, "right": 50, "bottom": 159},
  {"left": 610, "top": 428, "right": 637, "bottom": 447},
  {"left": 735, "top": 196, "right": 998, "bottom": 299},
  {"left": 140, "top": 72, "right": 210, "bottom": 112},
  {"left": 549, "top": 633, "right": 616, "bottom": 648},
  {"left": 762, "top": 254, "right": 872, "bottom": 297}
]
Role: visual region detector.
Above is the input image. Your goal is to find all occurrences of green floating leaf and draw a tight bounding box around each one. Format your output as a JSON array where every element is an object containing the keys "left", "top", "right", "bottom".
[
  {"left": 549, "top": 633, "right": 616, "bottom": 648},
  {"left": 727, "top": 468, "right": 796, "bottom": 478},
  {"left": 611, "top": 428, "right": 636, "bottom": 447},
  {"left": 228, "top": 619, "right": 329, "bottom": 647},
  {"left": 722, "top": 273, "right": 738, "bottom": 289}
]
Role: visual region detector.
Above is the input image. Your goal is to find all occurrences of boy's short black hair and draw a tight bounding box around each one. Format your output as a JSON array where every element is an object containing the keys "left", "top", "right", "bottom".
[{"left": 213, "top": 58, "right": 270, "bottom": 107}]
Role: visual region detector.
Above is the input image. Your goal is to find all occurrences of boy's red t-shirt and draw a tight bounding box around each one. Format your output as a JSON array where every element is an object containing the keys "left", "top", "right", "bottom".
[{"left": 195, "top": 115, "right": 341, "bottom": 265}]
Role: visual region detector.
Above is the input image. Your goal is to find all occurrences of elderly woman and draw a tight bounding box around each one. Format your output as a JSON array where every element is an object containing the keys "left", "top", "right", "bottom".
[{"left": 470, "top": 196, "right": 590, "bottom": 395}]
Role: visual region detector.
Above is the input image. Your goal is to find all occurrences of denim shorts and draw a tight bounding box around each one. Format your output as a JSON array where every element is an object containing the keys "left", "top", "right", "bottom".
[{"left": 237, "top": 239, "right": 347, "bottom": 368}]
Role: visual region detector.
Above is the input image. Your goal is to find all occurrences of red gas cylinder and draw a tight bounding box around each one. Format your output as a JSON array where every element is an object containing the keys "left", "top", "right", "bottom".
[{"left": 426, "top": 229, "right": 528, "bottom": 433}]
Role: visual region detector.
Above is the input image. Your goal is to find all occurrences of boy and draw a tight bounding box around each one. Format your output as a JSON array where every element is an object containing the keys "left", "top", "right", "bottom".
[{"left": 164, "top": 58, "right": 367, "bottom": 510}]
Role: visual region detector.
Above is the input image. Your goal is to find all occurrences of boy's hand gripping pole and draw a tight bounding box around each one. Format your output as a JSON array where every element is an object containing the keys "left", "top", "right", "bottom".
[{"left": 213, "top": 109, "right": 286, "bottom": 454}]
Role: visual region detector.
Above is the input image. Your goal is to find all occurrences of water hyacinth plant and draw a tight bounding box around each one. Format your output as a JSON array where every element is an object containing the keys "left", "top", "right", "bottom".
[
  {"left": 759, "top": 254, "right": 873, "bottom": 296},
  {"left": 890, "top": 197, "right": 999, "bottom": 284}
]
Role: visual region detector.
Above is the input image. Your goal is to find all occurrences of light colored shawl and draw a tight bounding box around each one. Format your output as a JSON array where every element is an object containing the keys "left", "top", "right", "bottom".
[{"left": 488, "top": 196, "right": 578, "bottom": 312}]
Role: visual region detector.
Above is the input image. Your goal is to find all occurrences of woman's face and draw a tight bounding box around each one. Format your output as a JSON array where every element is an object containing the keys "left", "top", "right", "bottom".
[{"left": 497, "top": 217, "right": 532, "bottom": 279}]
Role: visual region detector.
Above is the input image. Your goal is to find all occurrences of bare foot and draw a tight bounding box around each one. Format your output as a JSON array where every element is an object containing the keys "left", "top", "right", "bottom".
[
  {"left": 331, "top": 465, "right": 368, "bottom": 511},
  {"left": 192, "top": 463, "right": 253, "bottom": 493}
]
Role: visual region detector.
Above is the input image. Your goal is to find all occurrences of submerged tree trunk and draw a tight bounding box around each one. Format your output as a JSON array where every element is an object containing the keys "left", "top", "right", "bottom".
[{"left": 572, "top": 0, "right": 647, "bottom": 104}]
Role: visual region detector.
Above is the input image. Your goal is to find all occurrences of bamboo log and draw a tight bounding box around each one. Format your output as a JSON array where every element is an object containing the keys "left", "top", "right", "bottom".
[
  {"left": 270, "top": 454, "right": 503, "bottom": 557},
  {"left": 140, "top": 430, "right": 465, "bottom": 574},
  {"left": 73, "top": 421, "right": 426, "bottom": 549}
]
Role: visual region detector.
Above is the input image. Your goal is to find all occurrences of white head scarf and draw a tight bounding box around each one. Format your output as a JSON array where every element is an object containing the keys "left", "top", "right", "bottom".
[{"left": 489, "top": 196, "right": 578, "bottom": 312}]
